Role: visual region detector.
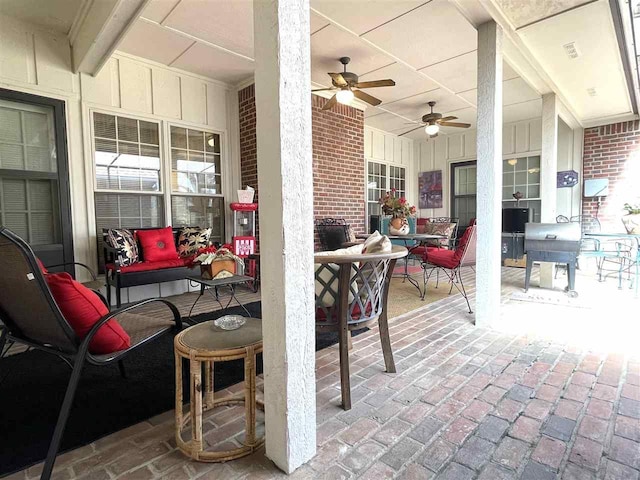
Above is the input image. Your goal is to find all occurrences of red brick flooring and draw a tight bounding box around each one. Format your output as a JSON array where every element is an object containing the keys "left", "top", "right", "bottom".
[{"left": 8, "top": 268, "right": 640, "bottom": 479}]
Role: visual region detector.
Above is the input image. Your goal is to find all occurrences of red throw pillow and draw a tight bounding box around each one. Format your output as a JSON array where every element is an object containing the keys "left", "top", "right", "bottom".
[
  {"left": 136, "top": 227, "right": 179, "bottom": 262},
  {"left": 46, "top": 272, "right": 130, "bottom": 354}
]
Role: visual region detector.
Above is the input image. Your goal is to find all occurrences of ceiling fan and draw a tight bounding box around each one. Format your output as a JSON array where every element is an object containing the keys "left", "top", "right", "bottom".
[
  {"left": 400, "top": 101, "right": 471, "bottom": 137},
  {"left": 312, "top": 57, "right": 395, "bottom": 111}
]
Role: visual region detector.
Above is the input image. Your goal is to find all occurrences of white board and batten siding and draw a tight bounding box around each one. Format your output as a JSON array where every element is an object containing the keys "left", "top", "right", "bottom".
[
  {"left": 80, "top": 54, "right": 228, "bottom": 131},
  {"left": 364, "top": 126, "right": 416, "bottom": 207},
  {"left": 414, "top": 118, "right": 543, "bottom": 217},
  {"left": 0, "top": 16, "right": 238, "bottom": 303}
]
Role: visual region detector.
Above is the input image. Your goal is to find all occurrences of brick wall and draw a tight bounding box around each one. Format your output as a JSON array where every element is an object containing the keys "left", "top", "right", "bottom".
[
  {"left": 238, "top": 85, "right": 365, "bottom": 250},
  {"left": 582, "top": 120, "right": 640, "bottom": 231}
]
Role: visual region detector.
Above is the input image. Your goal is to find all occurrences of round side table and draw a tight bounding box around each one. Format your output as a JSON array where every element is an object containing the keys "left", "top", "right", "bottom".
[{"left": 174, "top": 318, "right": 264, "bottom": 462}]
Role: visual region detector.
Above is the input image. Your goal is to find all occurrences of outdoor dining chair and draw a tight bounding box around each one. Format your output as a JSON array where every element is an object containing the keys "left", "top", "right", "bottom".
[
  {"left": 315, "top": 217, "right": 351, "bottom": 251},
  {"left": 421, "top": 224, "right": 477, "bottom": 313},
  {"left": 0, "top": 227, "right": 182, "bottom": 480}
]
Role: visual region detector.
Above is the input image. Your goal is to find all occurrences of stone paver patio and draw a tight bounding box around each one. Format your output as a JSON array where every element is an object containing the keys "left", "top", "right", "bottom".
[{"left": 7, "top": 267, "right": 640, "bottom": 480}]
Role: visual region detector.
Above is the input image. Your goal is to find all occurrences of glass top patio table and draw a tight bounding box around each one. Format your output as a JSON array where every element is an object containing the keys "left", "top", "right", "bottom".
[
  {"left": 585, "top": 232, "right": 640, "bottom": 238},
  {"left": 354, "top": 233, "right": 447, "bottom": 299},
  {"left": 355, "top": 233, "right": 446, "bottom": 241},
  {"left": 585, "top": 232, "right": 640, "bottom": 296}
]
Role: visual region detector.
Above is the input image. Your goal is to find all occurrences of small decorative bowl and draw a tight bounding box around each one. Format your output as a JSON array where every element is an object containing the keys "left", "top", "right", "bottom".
[{"left": 214, "top": 315, "right": 246, "bottom": 331}]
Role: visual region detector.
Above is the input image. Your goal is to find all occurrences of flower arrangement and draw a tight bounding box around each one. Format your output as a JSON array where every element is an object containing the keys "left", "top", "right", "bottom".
[
  {"left": 379, "top": 188, "right": 417, "bottom": 218},
  {"left": 186, "top": 243, "right": 236, "bottom": 267},
  {"left": 623, "top": 203, "right": 640, "bottom": 215},
  {"left": 196, "top": 244, "right": 240, "bottom": 264}
]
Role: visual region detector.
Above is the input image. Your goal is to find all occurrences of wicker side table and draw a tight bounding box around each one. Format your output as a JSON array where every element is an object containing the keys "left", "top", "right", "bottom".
[{"left": 174, "top": 318, "right": 264, "bottom": 462}]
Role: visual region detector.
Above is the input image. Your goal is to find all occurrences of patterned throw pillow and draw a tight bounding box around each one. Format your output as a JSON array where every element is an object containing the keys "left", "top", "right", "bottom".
[
  {"left": 105, "top": 229, "right": 139, "bottom": 266},
  {"left": 178, "top": 227, "right": 212, "bottom": 257},
  {"left": 423, "top": 222, "right": 456, "bottom": 247}
]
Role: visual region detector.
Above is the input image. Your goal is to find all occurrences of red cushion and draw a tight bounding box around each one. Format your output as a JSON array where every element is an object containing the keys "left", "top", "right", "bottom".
[
  {"left": 106, "top": 257, "right": 191, "bottom": 273},
  {"left": 136, "top": 227, "right": 178, "bottom": 262},
  {"left": 425, "top": 249, "right": 458, "bottom": 269},
  {"left": 35, "top": 257, "right": 48, "bottom": 274},
  {"left": 46, "top": 272, "right": 130, "bottom": 354},
  {"left": 453, "top": 226, "right": 474, "bottom": 263},
  {"left": 414, "top": 245, "right": 445, "bottom": 259}
]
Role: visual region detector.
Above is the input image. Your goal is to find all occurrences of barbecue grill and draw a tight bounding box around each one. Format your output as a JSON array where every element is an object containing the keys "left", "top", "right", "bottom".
[{"left": 524, "top": 223, "right": 581, "bottom": 296}]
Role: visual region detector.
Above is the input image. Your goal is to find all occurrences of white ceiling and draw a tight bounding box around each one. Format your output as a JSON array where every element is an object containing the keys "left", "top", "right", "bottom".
[
  {"left": 516, "top": 0, "right": 632, "bottom": 122},
  {"left": 113, "top": 0, "right": 632, "bottom": 134},
  {"left": 494, "top": 0, "right": 592, "bottom": 29},
  {"left": 0, "top": 0, "right": 84, "bottom": 34}
]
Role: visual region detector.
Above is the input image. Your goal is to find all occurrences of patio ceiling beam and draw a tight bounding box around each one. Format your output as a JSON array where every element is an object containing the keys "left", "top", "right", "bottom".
[
  {"left": 69, "top": 0, "right": 148, "bottom": 76},
  {"left": 253, "top": 0, "right": 316, "bottom": 473},
  {"left": 539, "top": 93, "right": 560, "bottom": 289},
  {"left": 476, "top": 20, "right": 503, "bottom": 327}
]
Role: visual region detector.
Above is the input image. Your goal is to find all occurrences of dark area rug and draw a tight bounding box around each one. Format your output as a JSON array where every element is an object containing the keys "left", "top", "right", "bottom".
[{"left": 0, "top": 302, "right": 361, "bottom": 477}]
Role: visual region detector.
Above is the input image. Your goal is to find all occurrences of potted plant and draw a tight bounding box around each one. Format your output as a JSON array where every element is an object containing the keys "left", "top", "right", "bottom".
[
  {"left": 379, "top": 189, "right": 417, "bottom": 235},
  {"left": 622, "top": 203, "right": 640, "bottom": 234}
]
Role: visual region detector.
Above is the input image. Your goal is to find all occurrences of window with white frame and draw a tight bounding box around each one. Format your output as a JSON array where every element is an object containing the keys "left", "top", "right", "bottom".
[
  {"left": 93, "top": 113, "right": 164, "bottom": 269},
  {"left": 169, "top": 126, "right": 224, "bottom": 244},
  {"left": 91, "top": 112, "right": 226, "bottom": 269},
  {"left": 502, "top": 156, "right": 541, "bottom": 222},
  {"left": 367, "top": 161, "right": 406, "bottom": 231}
]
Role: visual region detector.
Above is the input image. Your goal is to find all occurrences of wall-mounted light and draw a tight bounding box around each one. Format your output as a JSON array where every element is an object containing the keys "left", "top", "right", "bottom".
[
  {"left": 336, "top": 89, "right": 354, "bottom": 105},
  {"left": 507, "top": 159, "right": 518, "bottom": 166},
  {"left": 425, "top": 123, "right": 439, "bottom": 136}
]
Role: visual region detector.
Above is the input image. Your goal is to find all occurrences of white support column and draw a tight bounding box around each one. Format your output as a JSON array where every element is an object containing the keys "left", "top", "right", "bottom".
[
  {"left": 253, "top": 0, "right": 316, "bottom": 473},
  {"left": 476, "top": 21, "right": 503, "bottom": 327},
  {"left": 540, "top": 93, "right": 559, "bottom": 288}
]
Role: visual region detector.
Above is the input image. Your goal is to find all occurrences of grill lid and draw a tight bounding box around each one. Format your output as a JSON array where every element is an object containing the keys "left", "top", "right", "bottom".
[{"left": 525, "top": 223, "right": 581, "bottom": 253}]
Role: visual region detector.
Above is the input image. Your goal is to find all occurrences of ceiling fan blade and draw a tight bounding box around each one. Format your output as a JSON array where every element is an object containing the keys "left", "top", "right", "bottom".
[
  {"left": 439, "top": 116, "right": 458, "bottom": 122},
  {"left": 322, "top": 94, "right": 338, "bottom": 111},
  {"left": 439, "top": 121, "right": 471, "bottom": 128},
  {"left": 328, "top": 72, "right": 348, "bottom": 87},
  {"left": 399, "top": 125, "right": 425, "bottom": 136},
  {"left": 312, "top": 87, "right": 336, "bottom": 92},
  {"left": 354, "top": 79, "right": 395, "bottom": 89},
  {"left": 353, "top": 89, "right": 381, "bottom": 106}
]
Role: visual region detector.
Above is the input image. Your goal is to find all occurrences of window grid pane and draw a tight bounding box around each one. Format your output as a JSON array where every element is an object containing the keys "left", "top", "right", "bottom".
[
  {"left": 367, "top": 161, "right": 406, "bottom": 232},
  {"left": 171, "top": 196, "right": 225, "bottom": 243},
  {"left": 170, "top": 126, "right": 221, "bottom": 195},
  {"left": 93, "top": 113, "right": 161, "bottom": 193},
  {"left": 95, "top": 193, "right": 164, "bottom": 272}
]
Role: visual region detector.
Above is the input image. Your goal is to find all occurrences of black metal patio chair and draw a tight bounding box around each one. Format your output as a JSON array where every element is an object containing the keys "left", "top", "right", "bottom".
[
  {"left": 0, "top": 227, "right": 182, "bottom": 480},
  {"left": 316, "top": 217, "right": 351, "bottom": 251}
]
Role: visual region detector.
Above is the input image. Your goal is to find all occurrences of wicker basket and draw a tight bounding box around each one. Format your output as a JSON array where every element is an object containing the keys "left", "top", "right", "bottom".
[{"left": 200, "top": 259, "right": 236, "bottom": 280}]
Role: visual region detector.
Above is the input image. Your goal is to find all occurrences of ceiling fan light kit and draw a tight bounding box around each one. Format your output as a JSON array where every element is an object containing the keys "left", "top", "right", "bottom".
[
  {"left": 425, "top": 123, "right": 439, "bottom": 135},
  {"left": 400, "top": 100, "right": 471, "bottom": 137},
  {"left": 336, "top": 89, "right": 354, "bottom": 105},
  {"left": 314, "top": 56, "right": 396, "bottom": 111}
]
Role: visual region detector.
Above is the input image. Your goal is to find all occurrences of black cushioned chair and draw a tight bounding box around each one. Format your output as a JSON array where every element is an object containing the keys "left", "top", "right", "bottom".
[
  {"left": 315, "top": 218, "right": 350, "bottom": 251},
  {"left": 0, "top": 227, "right": 182, "bottom": 480}
]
